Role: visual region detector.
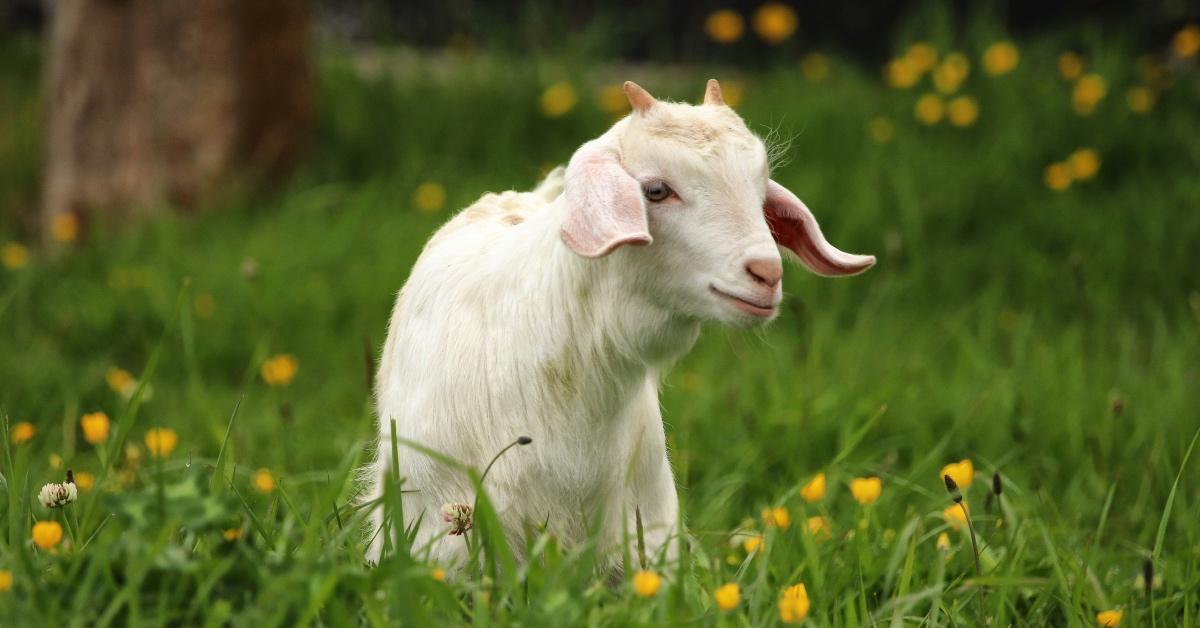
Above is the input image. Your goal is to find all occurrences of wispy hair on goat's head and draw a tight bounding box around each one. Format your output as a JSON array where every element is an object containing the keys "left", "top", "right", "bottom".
[{"left": 561, "top": 79, "right": 875, "bottom": 327}]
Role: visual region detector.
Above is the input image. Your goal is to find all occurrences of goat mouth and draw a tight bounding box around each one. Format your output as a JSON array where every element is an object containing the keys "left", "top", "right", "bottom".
[{"left": 709, "top": 285, "right": 776, "bottom": 317}]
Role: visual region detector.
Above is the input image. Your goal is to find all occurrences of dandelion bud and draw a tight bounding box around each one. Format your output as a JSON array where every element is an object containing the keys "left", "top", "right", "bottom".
[
  {"left": 992, "top": 471, "right": 1003, "bottom": 496},
  {"left": 517, "top": 436, "right": 533, "bottom": 445},
  {"left": 1143, "top": 559, "right": 1154, "bottom": 597},
  {"left": 66, "top": 469, "right": 75, "bottom": 485},
  {"left": 943, "top": 475, "right": 962, "bottom": 503}
]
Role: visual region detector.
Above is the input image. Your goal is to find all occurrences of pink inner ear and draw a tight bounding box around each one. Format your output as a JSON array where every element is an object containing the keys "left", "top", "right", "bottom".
[{"left": 764, "top": 180, "right": 875, "bottom": 277}]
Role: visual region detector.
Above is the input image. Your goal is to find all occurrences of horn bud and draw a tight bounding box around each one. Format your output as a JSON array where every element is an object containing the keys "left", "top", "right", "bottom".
[
  {"left": 703, "top": 78, "right": 724, "bottom": 105},
  {"left": 623, "top": 81, "right": 656, "bottom": 113}
]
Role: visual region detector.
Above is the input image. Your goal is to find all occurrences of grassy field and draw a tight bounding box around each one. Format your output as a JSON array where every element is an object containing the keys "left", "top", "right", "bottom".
[{"left": 2, "top": 12, "right": 1200, "bottom": 626}]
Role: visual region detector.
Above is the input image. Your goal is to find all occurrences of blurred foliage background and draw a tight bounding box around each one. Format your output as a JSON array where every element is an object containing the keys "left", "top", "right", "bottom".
[{"left": 0, "top": 1, "right": 1199, "bottom": 624}]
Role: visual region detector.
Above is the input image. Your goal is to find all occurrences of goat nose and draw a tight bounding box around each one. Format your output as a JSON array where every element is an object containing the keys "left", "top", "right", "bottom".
[{"left": 745, "top": 258, "right": 783, "bottom": 288}]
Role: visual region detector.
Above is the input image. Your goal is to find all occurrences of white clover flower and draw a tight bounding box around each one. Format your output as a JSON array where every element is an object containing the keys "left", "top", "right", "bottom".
[
  {"left": 38, "top": 481, "right": 78, "bottom": 508},
  {"left": 440, "top": 503, "right": 473, "bottom": 536}
]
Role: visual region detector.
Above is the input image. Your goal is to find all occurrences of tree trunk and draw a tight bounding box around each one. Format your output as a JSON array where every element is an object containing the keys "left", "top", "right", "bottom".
[{"left": 41, "top": 0, "right": 312, "bottom": 235}]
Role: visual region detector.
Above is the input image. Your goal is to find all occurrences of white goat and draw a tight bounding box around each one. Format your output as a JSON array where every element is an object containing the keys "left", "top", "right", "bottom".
[{"left": 363, "top": 80, "right": 874, "bottom": 568}]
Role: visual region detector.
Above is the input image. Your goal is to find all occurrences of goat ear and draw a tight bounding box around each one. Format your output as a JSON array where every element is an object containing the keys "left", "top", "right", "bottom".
[
  {"left": 763, "top": 179, "right": 875, "bottom": 276},
  {"left": 561, "top": 138, "right": 652, "bottom": 258}
]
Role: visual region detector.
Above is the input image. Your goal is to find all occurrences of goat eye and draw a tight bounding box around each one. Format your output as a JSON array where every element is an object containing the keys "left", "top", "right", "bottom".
[{"left": 642, "top": 181, "right": 674, "bottom": 202}]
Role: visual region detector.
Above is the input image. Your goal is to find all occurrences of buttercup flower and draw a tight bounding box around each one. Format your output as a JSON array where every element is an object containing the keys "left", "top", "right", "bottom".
[
  {"left": 0, "top": 569, "right": 11, "bottom": 592},
  {"left": 800, "top": 472, "right": 826, "bottom": 502},
  {"left": 1069, "top": 148, "right": 1100, "bottom": 180},
  {"left": 261, "top": 354, "right": 299, "bottom": 386},
  {"left": 705, "top": 9, "right": 744, "bottom": 44},
  {"left": 49, "top": 453, "right": 63, "bottom": 469},
  {"left": 105, "top": 367, "right": 135, "bottom": 396},
  {"left": 885, "top": 58, "right": 920, "bottom": 89},
  {"left": 806, "top": 515, "right": 832, "bottom": 539},
  {"left": 1173, "top": 24, "right": 1200, "bottom": 58},
  {"left": 441, "top": 502, "right": 474, "bottom": 536},
  {"left": 943, "top": 501, "right": 969, "bottom": 530},
  {"left": 1072, "top": 74, "right": 1107, "bottom": 115},
  {"left": 597, "top": 84, "right": 629, "bottom": 115},
  {"left": 144, "top": 427, "right": 178, "bottom": 458},
  {"left": 868, "top": 117, "right": 895, "bottom": 143},
  {"left": 2, "top": 242, "right": 28, "bottom": 269},
  {"left": 632, "top": 570, "right": 661, "bottom": 597},
  {"left": 800, "top": 53, "right": 830, "bottom": 82},
  {"left": 1126, "top": 87, "right": 1155, "bottom": 113},
  {"left": 51, "top": 212, "right": 79, "bottom": 243},
  {"left": 10, "top": 422, "right": 35, "bottom": 445},
  {"left": 714, "top": 582, "right": 740, "bottom": 611},
  {"left": 982, "top": 41, "right": 1019, "bottom": 75},
  {"left": 947, "top": 96, "right": 979, "bottom": 127},
  {"left": 81, "top": 411, "right": 111, "bottom": 444},
  {"left": 752, "top": 3, "right": 798, "bottom": 45},
  {"left": 850, "top": 477, "right": 882, "bottom": 505},
  {"left": 915, "top": 93, "right": 944, "bottom": 125},
  {"left": 38, "top": 480, "right": 78, "bottom": 508},
  {"left": 32, "top": 521, "right": 63, "bottom": 550},
  {"left": 933, "top": 52, "right": 970, "bottom": 93},
  {"left": 432, "top": 567, "right": 446, "bottom": 582},
  {"left": 253, "top": 468, "right": 276, "bottom": 494},
  {"left": 936, "top": 531, "right": 951, "bottom": 552},
  {"left": 539, "top": 82, "right": 577, "bottom": 118},
  {"left": 1096, "top": 609, "right": 1123, "bottom": 627},
  {"left": 778, "top": 583, "right": 810, "bottom": 624},
  {"left": 762, "top": 506, "right": 791, "bottom": 529},
  {"left": 1044, "top": 162, "right": 1072, "bottom": 191},
  {"left": 940, "top": 459, "right": 974, "bottom": 489},
  {"left": 74, "top": 472, "right": 95, "bottom": 491},
  {"left": 1058, "top": 52, "right": 1084, "bottom": 80},
  {"left": 743, "top": 534, "right": 764, "bottom": 554},
  {"left": 223, "top": 528, "right": 242, "bottom": 541},
  {"left": 906, "top": 42, "right": 938, "bottom": 73}
]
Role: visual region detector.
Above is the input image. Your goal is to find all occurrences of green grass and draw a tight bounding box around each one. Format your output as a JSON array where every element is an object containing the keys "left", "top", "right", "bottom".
[{"left": 2, "top": 14, "right": 1200, "bottom": 625}]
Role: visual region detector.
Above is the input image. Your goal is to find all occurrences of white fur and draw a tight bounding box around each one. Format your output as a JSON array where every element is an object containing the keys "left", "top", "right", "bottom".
[{"left": 362, "top": 86, "right": 872, "bottom": 569}]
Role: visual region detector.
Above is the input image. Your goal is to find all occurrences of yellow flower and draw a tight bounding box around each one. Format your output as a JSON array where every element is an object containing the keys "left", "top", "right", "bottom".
[
  {"left": 914, "top": 93, "right": 944, "bottom": 125},
  {"left": 413, "top": 182, "right": 447, "bottom": 214},
  {"left": 743, "top": 534, "right": 764, "bottom": 554},
  {"left": 1045, "top": 162, "right": 1073, "bottom": 191},
  {"left": 194, "top": 292, "right": 216, "bottom": 319},
  {"left": 1173, "top": 24, "right": 1200, "bottom": 58},
  {"left": 884, "top": 58, "right": 920, "bottom": 89},
  {"left": 125, "top": 443, "right": 143, "bottom": 465},
  {"left": 905, "top": 42, "right": 938, "bottom": 73},
  {"left": 762, "top": 506, "right": 791, "bottom": 529},
  {"left": 1068, "top": 148, "right": 1100, "bottom": 180},
  {"left": 632, "top": 570, "right": 661, "bottom": 597},
  {"left": 850, "top": 476, "right": 882, "bottom": 505},
  {"left": 2, "top": 242, "right": 28, "bottom": 269},
  {"left": 943, "top": 501, "right": 969, "bottom": 530},
  {"left": 800, "top": 53, "right": 830, "bottom": 83},
  {"left": 806, "top": 516, "right": 832, "bottom": 540},
  {"left": 721, "top": 81, "right": 745, "bottom": 108},
  {"left": 223, "top": 528, "right": 242, "bottom": 541},
  {"left": 10, "top": 422, "right": 35, "bottom": 445},
  {"left": 1072, "top": 74, "right": 1107, "bottom": 116},
  {"left": 1126, "top": 86, "right": 1155, "bottom": 113},
  {"left": 105, "top": 367, "right": 136, "bottom": 397},
  {"left": 714, "top": 583, "right": 740, "bottom": 611},
  {"left": 936, "top": 531, "right": 951, "bottom": 552},
  {"left": 0, "top": 569, "right": 11, "bottom": 592},
  {"left": 51, "top": 212, "right": 79, "bottom": 243},
  {"left": 800, "top": 472, "right": 826, "bottom": 502},
  {"left": 597, "top": 84, "right": 629, "bottom": 115},
  {"left": 49, "top": 453, "right": 63, "bottom": 469},
  {"left": 1096, "top": 609, "right": 1124, "bottom": 627},
  {"left": 253, "top": 468, "right": 276, "bottom": 494},
  {"left": 752, "top": 3, "right": 798, "bottom": 45},
  {"left": 74, "top": 471, "right": 95, "bottom": 491},
  {"left": 144, "top": 427, "right": 178, "bottom": 458},
  {"left": 868, "top": 117, "right": 894, "bottom": 144},
  {"left": 1058, "top": 52, "right": 1084, "bottom": 80},
  {"left": 940, "top": 459, "right": 974, "bottom": 489},
  {"left": 982, "top": 41, "right": 1019, "bottom": 76},
  {"left": 947, "top": 96, "right": 979, "bottom": 127},
  {"left": 32, "top": 521, "right": 63, "bottom": 550},
  {"left": 932, "top": 52, "right": 970, "bottom": 93},
  {"left": 705, "top": 9, "right": 745, "bottom": 44},
  {"left": 539, "top": 82, "right": 577, "bottom": 118},
  {"left": 778, "top": 583, "right": 810, "bottom": 624},
  {"left": 261, "top": 354, "right": 299, "bottom": 387},
  {"left": 432, "top": 567, "right": 446, "bottom": 581},
  {"left": 80, "top": 411, "right": 111, "bottom": 444}
]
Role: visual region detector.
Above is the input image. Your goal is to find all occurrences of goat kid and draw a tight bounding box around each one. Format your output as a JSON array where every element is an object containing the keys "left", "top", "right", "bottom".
[{"left": 364, "top": 80, "right": 874, "bottom": 569}]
